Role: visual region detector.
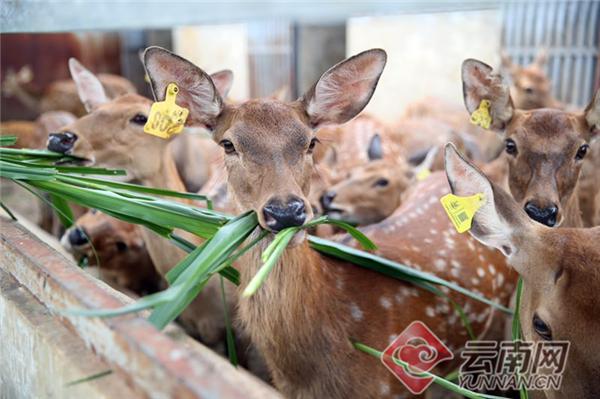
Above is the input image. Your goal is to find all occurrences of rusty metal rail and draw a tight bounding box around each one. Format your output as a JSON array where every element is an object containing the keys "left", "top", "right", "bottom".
[{"left": 0, "top": 216, "right": 281, "bottom": 399}]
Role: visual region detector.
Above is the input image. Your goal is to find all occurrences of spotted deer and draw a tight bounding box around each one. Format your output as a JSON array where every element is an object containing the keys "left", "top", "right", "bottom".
[
  {"left": 61, "top": 210, "right": 162, "bottom": 296},
  {"left": 445, "top": 143, "right": 600, "bottom": 399},
  {"left": 46, "top": 58, "right": 237, "bottom": 347},
  {"left": 501, "top": 51, "right": 565, "bottom": 111},
  {"left": 462, "top": 58, "right": 599, "bottom": 228},
  {"left": 144, "top": 46, "right": 520, "bottom": 398}
]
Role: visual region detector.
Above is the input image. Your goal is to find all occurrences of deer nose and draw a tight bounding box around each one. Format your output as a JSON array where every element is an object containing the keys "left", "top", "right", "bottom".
[
  {"left": 68, "top": 227, "right": 88, "bottom": 246},
  {"left": 524, "top": 202, "right": 558, "bottom": 227},
  {"left": 262, "top": 196, "right": 307, "bottom": 231},
  {"left": 48, "top": 132, "right": 77, "bottom": 153},
  {"left": 320, "top": 191, "right": 336, "bottom": 210}
]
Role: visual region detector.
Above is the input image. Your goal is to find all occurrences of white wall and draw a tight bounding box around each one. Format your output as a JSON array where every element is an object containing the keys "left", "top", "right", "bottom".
[
  {"left": 174, "top": 24, "right": 250, "bottom": 101},
  {"left": 347, "top": 10, "right": 503, "bottom": 123}
]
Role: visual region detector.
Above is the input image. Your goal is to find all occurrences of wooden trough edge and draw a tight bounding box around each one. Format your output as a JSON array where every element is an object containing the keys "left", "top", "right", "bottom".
[{"left": 0, "top": 216, "right": 281, "bottom": 399}]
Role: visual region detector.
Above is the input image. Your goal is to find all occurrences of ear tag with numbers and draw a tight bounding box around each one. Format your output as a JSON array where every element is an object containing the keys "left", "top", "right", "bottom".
[
  {"left": 144, "top": 83, "right": 189, "bottom": 139},
  {"left": 440, "top": 192, "right": 485, "bottom": 233},
  {"left": 470, "top": 99, "right": 492, "bottom": 130}
]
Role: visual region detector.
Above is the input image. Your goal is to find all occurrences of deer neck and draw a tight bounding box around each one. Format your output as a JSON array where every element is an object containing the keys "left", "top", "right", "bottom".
[
  {"left": 137, "top": 146, "right": 187, "bottom": 193},
  {"left": 136, "top": 145, "right": 193, "bottom": 276},
  {"left": 237, "top": 234, "right": 354, "bottom": 395}
]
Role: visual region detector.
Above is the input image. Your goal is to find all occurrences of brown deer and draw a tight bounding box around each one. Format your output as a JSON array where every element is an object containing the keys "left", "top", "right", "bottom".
[
  {"left": 501, "top": 51, "right": 564, "bottom": 111},
  {"left": 61, "top": 210, "right": 162, "bottom": 295},
  {"left": 46, "top": 58, "right": 237, "bottom": 347},
  {"left": 461, "top": 58, "right": 599, "bottom": 228},
  {"left": 144, "top": 46, "right": 518, "bottom": 398},
  {"left": 445, "top": 143, "right": 600, "bottom": 399}
]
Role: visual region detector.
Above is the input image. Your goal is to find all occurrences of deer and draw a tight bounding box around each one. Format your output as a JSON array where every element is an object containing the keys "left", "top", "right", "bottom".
[
  {"left": 143, "top": 46, "right": 522, "bottom": 398},
  {"left": 461, "top": 58, "right": 599, "bottom": 228},
  {"left": 445, "top": 143, "right": 600, "bottom": 399},
  {"left": 500, "top": 51, "right": 565, "bottom": 111},
  {"left": 45, "top": 58, "right": 239, "bottom": 348},
  {"left": 1, "top": 64, "right": 137, "bottom": 117},
  {"left": 61, "top": 210, "right": 162, "bottom": 296}
]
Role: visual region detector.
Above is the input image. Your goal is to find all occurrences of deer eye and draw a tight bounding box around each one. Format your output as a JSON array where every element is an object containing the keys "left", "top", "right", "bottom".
[
  {"left": 532, "top": 313, "right": 552, "bottom": 340},
  {"left": 575, "top": 144, "right": 589, "bottom": 161},
  {"left": 374, "top": 178, "right": 389, "bottom": 187},
  {"left": 308, "top": 137, "right": 319, "bottom": 154},
  {"left": 115, "top": 241, "right": 128, "bottom": 252},
  {"left": 505, "top": 139, "right": 518, "bottom": 156},
  {"left": 130, "top": 114, "right": 148, "bottom": 125},
  {"left": 219, "top": 139, "right": 236, "bottom": 154}
]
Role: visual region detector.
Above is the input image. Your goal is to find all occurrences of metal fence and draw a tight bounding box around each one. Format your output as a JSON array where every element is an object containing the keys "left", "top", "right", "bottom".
[{"left": 502, "top": 0, "right": 600, "bottom": 107}]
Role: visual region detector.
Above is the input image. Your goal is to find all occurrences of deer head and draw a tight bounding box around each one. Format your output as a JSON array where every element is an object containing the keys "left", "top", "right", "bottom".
[
  {"left": 501, "top": 51, "right": 558, "bottom": 110},
  {"left": 445, "top": 144, "right": 600, "bottom": 398},
  {"left": 462, "top": 59, "right": 600, "bottom": 227},
  {"left": 61, "top": 210, "right": 160, "bottom": 294},
  {"left": 144, "top": 46, "right": 386, "bottom": 232},
  {"left": 46, "top": 58, "right": 233, "bottom": 183},
  {"left": 320, "top": 134, "right": 413, "bottom": 225}
]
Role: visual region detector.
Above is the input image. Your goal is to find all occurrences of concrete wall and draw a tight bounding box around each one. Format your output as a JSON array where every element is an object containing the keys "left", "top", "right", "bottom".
[{"left": 347, "top": 10, "right": 503, "bottom": 123}]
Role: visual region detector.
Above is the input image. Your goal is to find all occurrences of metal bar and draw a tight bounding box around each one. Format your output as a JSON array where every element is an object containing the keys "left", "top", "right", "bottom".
[{"left": 1, "top": 0, "right": 504, "bottom": 33}]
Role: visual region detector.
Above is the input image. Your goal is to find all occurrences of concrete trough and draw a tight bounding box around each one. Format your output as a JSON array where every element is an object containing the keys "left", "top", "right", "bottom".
[{"left": 0, "top": 216, "right": 280, "bottom": 399}]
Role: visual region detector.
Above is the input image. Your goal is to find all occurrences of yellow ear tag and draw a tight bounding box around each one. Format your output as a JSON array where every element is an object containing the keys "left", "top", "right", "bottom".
[
  {"left": 440, "top": 192, "right": 485, "bottom": 233},
  {"left": 470, "top": 99, "right": 492, "bottom": 129},
  {"left": 416, "top": 168, "right": 431, "bottom": 181},
  {"left": 143, "top": 83, "right": 189, "bottom": 139}
]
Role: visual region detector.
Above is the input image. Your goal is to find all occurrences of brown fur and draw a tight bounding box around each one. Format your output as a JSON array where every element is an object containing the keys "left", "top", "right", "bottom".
[
  {"left": 445, "top": 144, "right": 600, "bottom": 398},
  {"left": 143, "top": 46, "right": 517, "bottom": 398}
]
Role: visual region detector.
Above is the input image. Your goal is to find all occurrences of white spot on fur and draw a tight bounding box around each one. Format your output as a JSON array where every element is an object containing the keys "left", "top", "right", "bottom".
[
  {"left": 380, "top": 296, "right": 392, "bottom": 309},
  {"left": 380, "top": 382, "right": 391, "bottom": 395},
  {"left": 477, "top": 268, "right": 485, "bottom": 278},
  {"left": 426, "top": 306, "right": 436, "bottom": 317},
  {"left": 429, "top": 229, "right": 438, "bottom": 235},
  {"left": 350, "top": 303, "right": 364, "bottom": 321},
  {"left": 471, "top": 277, "right": 480, "bottom": 285},
  {"left": 497, "top": 273, "right": 504, "bottom": 286},
  {"left": 488, "top": 264, "right": 496, "bottom": 275},
  {"left": 451, "top": 268, "right": 460, "bottom": 278},
  {"left": 434, "top": 259, "right": 446, "bottom": 271}
]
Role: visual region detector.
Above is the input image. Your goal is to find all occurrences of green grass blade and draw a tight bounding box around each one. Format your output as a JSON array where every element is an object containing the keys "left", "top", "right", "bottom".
[
  {"left": 50, "top": 194, "right": 75, "bottom": 228},
  {"left": 243, "top": 228, "right": 297, "bottom": 297},
  {"left": 220, "top": 276, "right": 238, "bottom": 366},
  {"left": 0, "top": 135, "right": 18, "bottom": 146},
  {"left": 354, "top": 342, "right": 508, "bottom": 399},
  {"left": 65, "top": 369, "right": 112, "bottom": 387}
]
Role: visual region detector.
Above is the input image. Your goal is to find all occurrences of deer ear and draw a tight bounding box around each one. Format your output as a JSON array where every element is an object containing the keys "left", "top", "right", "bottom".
[
  {"left": 584, "top": 88, "right": 600, "bottom": 139},
  {"left": 69, "top": 58, "right": 109, "bottom": 112},
  {"left": 367, "top": 133, "right": 383, "bottom": 161},
  {"left": 462, "top": 59, "right": 514, "bottom": 131},
  {"left": 444, "top": 143, "right": 530, "bottom": 258},
  {"left": 302, "top": 49, "right": 387, "bottom": 128},
  {"left": 210, "top": 70, "right": 234, "bottom": 99},
  {"left": 533, "top": 49, "right": 548, "bottom": 69},
  {"left": 143, "top": 46, "right": 224, "bottom": 130}
]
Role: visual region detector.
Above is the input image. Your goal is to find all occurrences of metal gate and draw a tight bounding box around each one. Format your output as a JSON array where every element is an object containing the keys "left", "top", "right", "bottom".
[{"left": 502, "top": 0, "right": 600, "bottom": 107}]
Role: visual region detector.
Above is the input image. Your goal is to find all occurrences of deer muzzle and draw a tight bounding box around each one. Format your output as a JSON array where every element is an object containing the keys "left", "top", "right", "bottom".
[
  {"left": 262, "top": 196, "right": 307, "bottom": 232},
  {"left": 47, "top": 131, "right": 77, "bottom": 154}
]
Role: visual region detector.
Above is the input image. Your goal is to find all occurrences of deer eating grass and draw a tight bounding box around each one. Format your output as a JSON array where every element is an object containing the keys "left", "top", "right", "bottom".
[
  {"left": 47, "top": 58, "right": 238, "bottom": 347},
  {"left": 445, "top": 144, "right": 600, "bottom": 399},
  {"left": 143, "top": 46, "right": 522, "bottom": 398}
]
